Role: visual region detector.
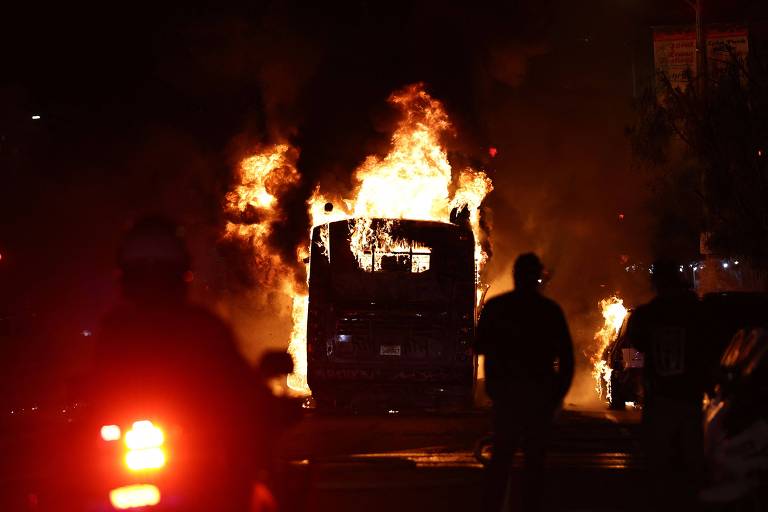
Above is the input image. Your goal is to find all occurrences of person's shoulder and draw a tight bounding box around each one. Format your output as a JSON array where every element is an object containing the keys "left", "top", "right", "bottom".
[
  {"left": 483, "top": 292, "right": 515, "bottom": 309},
  {"left": 645, "top": 291, "right": 699, "bottom": 314},
  {"left": 630, "top": 302, "right": 646, "bottom": 314},
  {"left": 628, "top": 301, "right": 656, "bottom": 326},
  {"left": 485, "top": 292, "right": 511, "bottom": 305},
  {"left": 538, "top": 295, "right": 565, "bottom": 314}
]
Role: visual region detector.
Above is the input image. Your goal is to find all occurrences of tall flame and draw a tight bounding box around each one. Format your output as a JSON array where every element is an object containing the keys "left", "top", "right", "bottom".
[
  {"left": 225, "top": 84, "right": 493, "bottom": 396},
  {"left": 223, "top": 144, "right": 309, "bottom": 393},
  {"left": 311, "top": 83, "right": 492, "bottom": 269},
  {"left": 223, "top": 144, "right": 301, "bottom": 291},
  {"left": 591, "top": 297, "right": 628, "bottom": 402}
]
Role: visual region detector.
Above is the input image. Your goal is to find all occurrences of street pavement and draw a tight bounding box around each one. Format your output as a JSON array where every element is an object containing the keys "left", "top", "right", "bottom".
[{"left": 276, "top": 404, "right": 646, "bottom": 512}]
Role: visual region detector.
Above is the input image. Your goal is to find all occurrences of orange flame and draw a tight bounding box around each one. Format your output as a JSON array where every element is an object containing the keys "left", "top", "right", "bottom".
[
  {"left": 226, "top": 84, "right": 493, "bottom": 396},
  {"left": 224, "top": 143, "right": 302, "bottom": 292},
  {"left": 591, "top": 297, "right": 628, "bottom": 402},
  {"left": 223, "top": 144, "right": 309, "bottom": 394},
  {"left": 311, "top": 84, "right": 492, "bottom": 271}
]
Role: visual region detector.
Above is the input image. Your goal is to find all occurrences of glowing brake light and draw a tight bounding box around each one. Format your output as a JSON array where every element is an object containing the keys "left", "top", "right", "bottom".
[
  {"left": 125, "top": 448, "right": 166, "bottom": 471},
  {"left": 109, "top": 484, "right": 161, "bottom": 509},
  {"left": 125, "top": 420, "right": 164, "bottom": 449},
  {"left": 124, "top": 420, "right": 166, "bottom": 471},
  {"left": 100, "top": 424, "right": 121, "bottom": 441}
]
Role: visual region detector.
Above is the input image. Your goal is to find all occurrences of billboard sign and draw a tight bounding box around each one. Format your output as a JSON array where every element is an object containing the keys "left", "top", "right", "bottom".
[{"left": 653, "top": 25, "right": 749, "bottom": 95}]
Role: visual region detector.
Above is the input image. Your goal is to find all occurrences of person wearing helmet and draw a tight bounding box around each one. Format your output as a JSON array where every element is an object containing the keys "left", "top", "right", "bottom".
[
  {"left": 625, "top": 259, "right": 707, "bottom": 511},
  {"left": 476, "top": 253, "right": 574, "bottom": 512},
  {"left": 87, "top": 215, "right": 261, "bottom": 510}
]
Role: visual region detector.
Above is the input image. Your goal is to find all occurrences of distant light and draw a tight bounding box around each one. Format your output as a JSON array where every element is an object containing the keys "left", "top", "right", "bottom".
[
  {"left": 81, "top": 329, "right": 92, "bottom": 337},
  {"left": 734, "top": 260, "right": 739, "bottom": 265},
  {"left": 618, "top": 213, "right": 625, "bottom": 220},
  {"left": 722, "top": 262, "right": 729, "bottom": 269},
  {"left": 31, "top": 115, "right": 41, "bottom": 120},
  {"left": 759, "top": 149, "right": 764, "bottom": 157},
  {"left": 537, "top": 278, "right": 543, "bottom": 284},
  {"left": 488, "top": 147, "right": 498, "bottom": 158}
]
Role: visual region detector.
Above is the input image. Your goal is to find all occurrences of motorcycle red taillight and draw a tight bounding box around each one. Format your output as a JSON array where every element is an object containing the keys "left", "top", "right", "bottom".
[
  {"left": 123, "top": 420, "right": 166, "bottom": 471},
  {"left": 101, "top": 424, "right": 122, "bottom": 442},
  {"left": 109, "top": 484, "right": 161, "bottom": 509},
  {"left": 101, "top": 419, "right": 167, "bottom": 471}
]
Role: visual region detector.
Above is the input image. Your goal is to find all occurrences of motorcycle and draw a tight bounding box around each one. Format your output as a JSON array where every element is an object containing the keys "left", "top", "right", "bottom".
[{"left": 15, "top": 350, "right": 299, "bottom": 512}]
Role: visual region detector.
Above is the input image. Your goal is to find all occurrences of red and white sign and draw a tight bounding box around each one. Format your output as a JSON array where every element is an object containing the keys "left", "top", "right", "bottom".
[{"left": 653, "top": 26, "right": 749, "bottom": 93}]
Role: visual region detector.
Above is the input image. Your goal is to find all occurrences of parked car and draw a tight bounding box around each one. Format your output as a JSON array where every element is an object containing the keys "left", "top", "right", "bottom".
[
  {"left": 701, "top": 292, "right": 768, "bottom": 380},
  {"left": 700, "top": 327, "right": 768, "bottom": 509},
  {"left": 603, "top": 293, "right": 768, "bottom": 411},
  {"left": 603, "top": 310, "right": 644, "bottom": 410}
]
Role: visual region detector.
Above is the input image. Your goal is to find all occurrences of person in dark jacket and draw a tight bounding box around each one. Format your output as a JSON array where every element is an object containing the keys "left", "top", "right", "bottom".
[
  {"left": 476, "top": 253, "right": 574, "bottom": 512},
  {"left": 88, "top": 215, "right": 264, "bottom": 511},
  {"left": 625, "top": 259, "right": 707, "bottom": 511}
]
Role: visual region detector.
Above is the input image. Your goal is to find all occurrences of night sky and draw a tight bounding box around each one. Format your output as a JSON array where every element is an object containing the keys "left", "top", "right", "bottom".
[{"left": 3, "top": 1, "right": 768, "bottom": 399}]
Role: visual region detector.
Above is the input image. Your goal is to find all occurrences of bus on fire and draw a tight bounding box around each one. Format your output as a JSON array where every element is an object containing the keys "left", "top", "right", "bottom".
[{"left": 306, "top": 217, "right": 478, "bottom": 409}]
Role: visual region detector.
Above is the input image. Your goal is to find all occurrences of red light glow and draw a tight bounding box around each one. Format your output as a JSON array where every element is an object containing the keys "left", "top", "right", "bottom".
[
  {"left": 124, "top": 420, "right": 166, "bottom": 471},
  {"left": 125, "top": 448, "right": 166, "bottom": 471},
  {"left": 109, "top": 484, "right": 161, "bottom": 509},
  {"left": 125, "top": 420, "right": 164, "bottom": 450},
  {"left": 100, "top": 424, "right": 121, "bottom": 442}
]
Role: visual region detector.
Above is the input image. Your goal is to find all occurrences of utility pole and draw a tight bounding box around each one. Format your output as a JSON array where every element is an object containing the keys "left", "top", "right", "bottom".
[
  {"left": 685, "top": 0, "right": 719, "bottom": 293},
  {"left": 685, "top": 0, "right": 707, "bottom": 96}
]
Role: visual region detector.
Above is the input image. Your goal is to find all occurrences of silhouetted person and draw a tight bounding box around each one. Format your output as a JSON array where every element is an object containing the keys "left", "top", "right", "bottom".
[
  {"left": 87, "top": 215, "right": 262, "bottom": 511},
  {"left": 476, "top": 253, "right": 574, "bottom": 512},
  {"left": 625, "top": 259, "right": 707, "bottom": 511}
]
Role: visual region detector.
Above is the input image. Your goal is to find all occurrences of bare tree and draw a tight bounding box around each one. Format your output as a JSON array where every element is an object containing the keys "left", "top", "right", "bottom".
[{"left": 628, "top": 49, "right": 768, "bottom": 273}]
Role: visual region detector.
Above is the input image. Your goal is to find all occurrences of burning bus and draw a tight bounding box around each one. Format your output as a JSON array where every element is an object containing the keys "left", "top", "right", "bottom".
[
  {"left": 223, "top": 84, "right": 493, "bottom": 402},
  {"left": 306, "top": 217, "right": 477, "bottom": 408}
]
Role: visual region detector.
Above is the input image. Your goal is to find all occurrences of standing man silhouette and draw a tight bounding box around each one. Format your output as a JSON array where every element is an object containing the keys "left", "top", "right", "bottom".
[
  {"left": 477, "top": 253, "right": 574, "bottom": 512},
  {"left": 625, "top": 259, "right": 706, "bottom": 510}
]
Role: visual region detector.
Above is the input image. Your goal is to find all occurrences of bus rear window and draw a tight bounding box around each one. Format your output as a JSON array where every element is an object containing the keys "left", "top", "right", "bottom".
[{"left": 359, "top": 246, "right": 431, "bottom": 273}]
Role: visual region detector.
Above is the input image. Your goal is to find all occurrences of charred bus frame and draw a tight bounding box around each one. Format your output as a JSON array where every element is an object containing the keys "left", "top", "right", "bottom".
[{"left": 305, "top": 218, "right": 478, "bottom": 409}]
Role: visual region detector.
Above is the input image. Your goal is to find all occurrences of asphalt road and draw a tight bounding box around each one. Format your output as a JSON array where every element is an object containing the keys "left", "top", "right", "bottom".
[{"left": 275, "top": 405, "right": 645, "bottom": 512}]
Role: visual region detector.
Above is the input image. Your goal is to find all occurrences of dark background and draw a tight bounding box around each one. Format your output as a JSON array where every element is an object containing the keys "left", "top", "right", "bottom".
[{"left": 3, "top": 1, "right": 768, "bottom": 403}]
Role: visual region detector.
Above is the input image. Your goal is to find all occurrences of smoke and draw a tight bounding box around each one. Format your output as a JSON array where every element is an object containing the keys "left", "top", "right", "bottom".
[
  {"left": 210, "top": 3, "right": 658, "bottom": 395},
  {"left": 6, "top": 2, "right": 677, "bottom": 405},
  {"left": 475, "top": 15, "right": 655, "bottom": 406}
]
